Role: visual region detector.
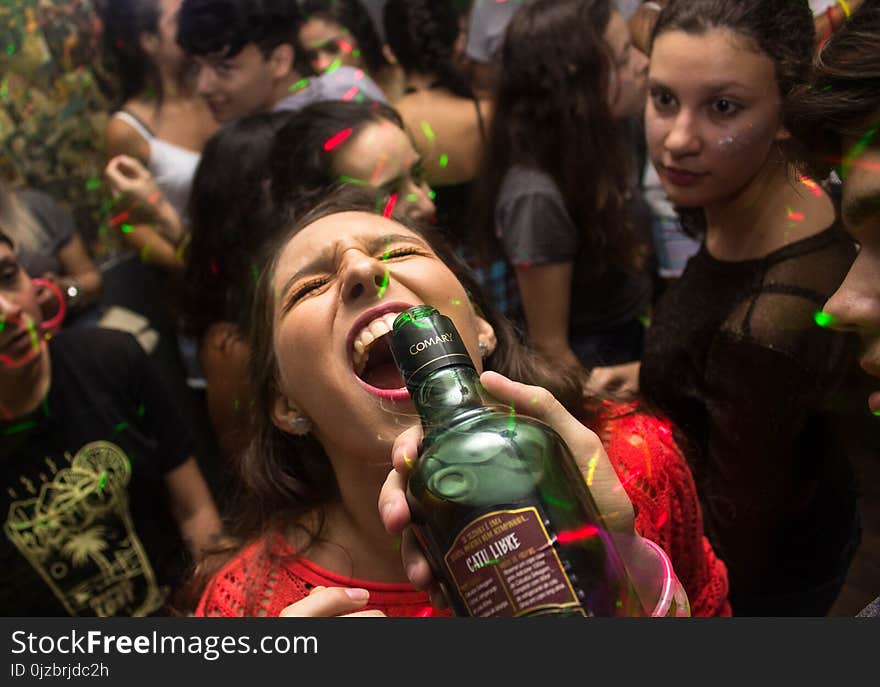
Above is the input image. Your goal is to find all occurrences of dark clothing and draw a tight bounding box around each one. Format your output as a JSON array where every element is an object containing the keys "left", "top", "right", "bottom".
[
  {"left": 496, "top": 166, "right": 652, "bottom": 367},
  {"left": 640, "top": 225, "right": 861, "bottom": 616},
  {"left": 0, "top": 328, "right": 193, "bottom": 616}
]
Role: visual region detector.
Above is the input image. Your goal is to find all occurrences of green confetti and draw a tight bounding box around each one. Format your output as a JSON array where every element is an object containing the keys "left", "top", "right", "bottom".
[
  {"left": 814, "top": 311, "right": 836, "bottom": 328},
  {"left": 420, "top": 121, "right": 436, "bottom": 142},
  {"left": 290, "top": 78, "right": 310, "bottom": 93}
]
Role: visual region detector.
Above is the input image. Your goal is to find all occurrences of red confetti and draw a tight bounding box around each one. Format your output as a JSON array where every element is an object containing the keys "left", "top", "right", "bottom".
[
  {"left": 382, "top": 193, "right": 398, "bottom": 218},
  {"left": 323, "top": 127, "right": 353, "bottom": 151},
  {"left": 556, "top": 524, "right": 599, "bottom": 544}
]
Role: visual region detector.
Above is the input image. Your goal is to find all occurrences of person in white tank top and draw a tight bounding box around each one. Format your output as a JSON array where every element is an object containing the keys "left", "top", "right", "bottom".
[{"left": 100, "top": 0, "right": 217, "bottom": 273}]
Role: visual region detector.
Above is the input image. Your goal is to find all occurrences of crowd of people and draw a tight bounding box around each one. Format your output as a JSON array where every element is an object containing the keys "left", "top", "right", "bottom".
[{"left": 0, "top": 0, "right": 877, "bottom": 618}]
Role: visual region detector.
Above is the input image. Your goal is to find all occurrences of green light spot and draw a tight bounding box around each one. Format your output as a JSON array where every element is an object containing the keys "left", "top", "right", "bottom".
[
  {"left": 6, "top": 44, "right": 14, "bottom": 55},
  {"left": 406, "top": 193, "right": 418, "bottom": 203},
  {"left": 86, "top": 178, "right": 101, "bottom": 191},
  {"left": 615, "top": 600, "right": 623, "bottom": 608},
  {"left": 814, "top": 311, "right": 836, "bottom": 328},
  {"left": 114, "top": 421, "right": 129, "bottom": 434},
  {"left": 507, "top": 403, "right": 516, "bottom": 433},
  {"left": 121, "top": 224, "right": 134, "bottom": 234},
  {"left": 136, "top": 404, "right": 145, "bottom": 417},
  {"left": 451, "top": 299, "right": 461, "bottom": 306},
  {"left": 3, "top": 421, "right": 37, "bottom": 436},
  {"left": 0, "top": 321, "right": 4, "bottom": 332},
  {"left": 290, "top": 78, "right": 310, "bottom": 93},
  {"left": 352, "top": 49, "right": 361, "bottom": 58},
  {"left": 428, "top": 189, "right": 437, "bottom": 200},
  {"left": 233, "top": 399, "right": 241, "bottom": 413},
  {"left": 97, "top": 471, "right": 108, "bottom": 493},
  {"left": 338, "top": 175, "right": 369, "bottom": 187},
  {"left": 376, "top": 268, "right": 390, "bottom": 299},
  {"left": 420, "top": 121, "right": 436, "bottom": 142},
  {"left": 544, "top": 495, "right": 574, "bottom": 510},
  {"left": 438, "top": 154, "right": 449, "bottom": 168},
  {"left": 325, "top": 57, "right": 342, "bottom": 74},
  {"left": 638, "top": 315, "right": 651, "bottom": 329}
]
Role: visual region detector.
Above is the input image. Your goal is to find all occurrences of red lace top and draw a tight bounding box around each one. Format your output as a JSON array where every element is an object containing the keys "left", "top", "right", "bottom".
[{"left": 195, "top": 402, "right": 731, "bottom": 618}]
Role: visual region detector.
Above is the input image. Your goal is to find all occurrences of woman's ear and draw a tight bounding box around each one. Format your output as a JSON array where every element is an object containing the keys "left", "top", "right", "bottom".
[
  {"left": 382, "top": 44, "right": 398, "bottom": 65},
  {"left": 475, "top": 315, "right": 497, "bottom": 358},
  {"left": 139, "top": 32, "right": 159, "bottom": 56},
  {"left": 271, "top": 388, "right": 310, "bottom": 436},
  {"left": 270, "top": 43, "right": 295, "bottom": 79}
]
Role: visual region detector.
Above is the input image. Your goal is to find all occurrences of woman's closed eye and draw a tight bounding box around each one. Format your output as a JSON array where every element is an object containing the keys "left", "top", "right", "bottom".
[
  {"left": 287, "top": 277, "right": 330, "bottom": 306},
  {"left": 380, "top": 246, "right": 421, "bottom": 261}
]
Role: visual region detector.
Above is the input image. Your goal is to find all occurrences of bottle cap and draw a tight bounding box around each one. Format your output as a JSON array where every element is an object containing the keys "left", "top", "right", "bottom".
[{"left": 390, "top": 306, "right": 475, "bottom": 389}]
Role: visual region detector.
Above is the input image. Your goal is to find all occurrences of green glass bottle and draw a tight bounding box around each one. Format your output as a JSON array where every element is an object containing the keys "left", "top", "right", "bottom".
[{"left": 390, "top": 305, "right": 642, "bottom": 617}]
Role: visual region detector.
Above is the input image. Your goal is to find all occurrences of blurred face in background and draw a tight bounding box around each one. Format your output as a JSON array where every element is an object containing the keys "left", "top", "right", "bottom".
[
  {"left": 605, "top": 9, "right": 649, "bottom": 118},
  {"left": 333, "top": 119, "right": 436, "bottom": 221},
  {"left": 299, "top": 16, "right": 363, "bottom": 74}
]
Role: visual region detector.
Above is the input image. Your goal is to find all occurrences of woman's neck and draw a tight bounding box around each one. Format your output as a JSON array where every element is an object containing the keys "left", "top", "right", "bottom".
[
  {"left": 403, "top": 71, "right": 437, "bottom": 93},
  {"left": 704, "top": 156, "right": 835, "bottom": 261},
  {"left": 156, "top": 62, "right": 195, "bottom": 102},
  {"left": 294, "top": 449, "right": 407, "bottom": 583},
  {"left": 0, "top": 347, "right": 51, "bottom": 421}
]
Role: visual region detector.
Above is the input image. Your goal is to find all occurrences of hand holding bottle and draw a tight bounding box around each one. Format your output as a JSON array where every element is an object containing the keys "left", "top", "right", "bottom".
[{"left": 379, "top": 370, "right": 637, "bottom": 610}]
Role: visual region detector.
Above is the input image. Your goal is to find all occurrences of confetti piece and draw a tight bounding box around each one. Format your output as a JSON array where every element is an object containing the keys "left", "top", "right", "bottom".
[
  {"left": 814, "top": 311, "right": 836, "bottom": 328},
  {"left": 324, "top": 127, "right": 353, "bottom": 151}
]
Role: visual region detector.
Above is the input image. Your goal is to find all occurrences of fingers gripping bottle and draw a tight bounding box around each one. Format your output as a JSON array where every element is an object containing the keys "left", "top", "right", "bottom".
[{"left": 390, "top": 306, "right": 643, "bottom": 617}]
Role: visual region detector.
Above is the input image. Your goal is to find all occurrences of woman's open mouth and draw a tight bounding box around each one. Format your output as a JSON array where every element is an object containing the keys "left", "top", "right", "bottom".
[{"left": 349, "top": 303, "right": 411, "bottom": 401}]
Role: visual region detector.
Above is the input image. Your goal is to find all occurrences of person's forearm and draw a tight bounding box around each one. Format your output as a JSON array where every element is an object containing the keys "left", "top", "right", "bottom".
[
  {"left": 178, "top": 504, "right": 223, "bottom": 560},
  {"left": 123, "top": 225, "right": 185, "bottom": 272}
]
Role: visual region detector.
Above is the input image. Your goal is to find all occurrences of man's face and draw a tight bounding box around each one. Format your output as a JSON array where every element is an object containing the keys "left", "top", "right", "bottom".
[
  {"left": 193, "top": 44, "right": 285, "bottom": 122},
  {"left": 822, "top": 132, "right": 880, "bottom": 415}
]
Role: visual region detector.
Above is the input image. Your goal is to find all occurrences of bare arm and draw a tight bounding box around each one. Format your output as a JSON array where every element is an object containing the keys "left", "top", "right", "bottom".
[
  {"left": 53, "top": 234, "right": 103, "bottom": 305},
  {"left": 164, "top": 456, "right": 223, "bottom": 560},
  {"left": 514, "top": 261, "right": 583, "bottom": 373}
]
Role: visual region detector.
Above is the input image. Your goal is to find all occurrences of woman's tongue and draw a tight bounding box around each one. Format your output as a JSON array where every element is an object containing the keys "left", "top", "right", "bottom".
[
  {"left": 359, "top": 337, "right": 405, "bottom": 390},
  {"left": 362, "top": 361, "right": 405, "bottom": 390}
]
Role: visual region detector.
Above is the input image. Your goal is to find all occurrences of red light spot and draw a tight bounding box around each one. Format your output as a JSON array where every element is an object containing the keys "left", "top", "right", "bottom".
[
  {"left": 323, "top": 127, "right": 353, "bottom": 151},
  {"left": 415, "top": 606, "right": 435, "bottom": 618},
  {"left": 654, "top": 511, "right": 668, "bottom": 530},
  {"left": 382, "top": 193, "right": 398, "bottom": 218},
  {"left": 787, "top": 210, "right": 805, "bottom": 222},
  {"left": 342, "top": 86, "right": 359, "bottom": 101},
  {"left": 556, "top": 524, "right": 599, "bottom": 544},
  {"left": 108, "top": 211, "right": 130, "bottom": 227},
  {"left": 338, "top": 40, "right": 354, "bottom": 55}
]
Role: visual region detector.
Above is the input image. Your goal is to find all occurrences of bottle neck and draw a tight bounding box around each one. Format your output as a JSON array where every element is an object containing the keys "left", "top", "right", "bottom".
[{"left": 411, "top": 364, "right": 486, "bottom": 428}]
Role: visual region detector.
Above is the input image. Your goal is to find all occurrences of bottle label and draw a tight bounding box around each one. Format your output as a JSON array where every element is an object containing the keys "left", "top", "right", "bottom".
[{"left": 444, "top": 507, "right": 584, "bottom": 617}]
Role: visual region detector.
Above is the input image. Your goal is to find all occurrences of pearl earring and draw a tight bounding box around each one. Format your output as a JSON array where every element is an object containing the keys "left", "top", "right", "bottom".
[{"left": 289, "top": 416, "right": 312, "bottom": 436}]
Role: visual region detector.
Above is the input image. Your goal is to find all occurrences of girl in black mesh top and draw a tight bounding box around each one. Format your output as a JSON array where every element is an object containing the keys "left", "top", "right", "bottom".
[{"left": 638, "top": 0, "right": 861, "bottom": 615}]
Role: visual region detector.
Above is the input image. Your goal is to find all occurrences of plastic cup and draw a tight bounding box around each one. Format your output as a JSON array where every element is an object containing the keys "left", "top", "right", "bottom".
[{"left": 613, "top": 533, "right": 691, "bottom": 617}]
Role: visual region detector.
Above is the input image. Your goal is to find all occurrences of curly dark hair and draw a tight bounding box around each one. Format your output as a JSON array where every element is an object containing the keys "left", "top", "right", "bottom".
[
  {"left": 177, "top": 0, "right": 310, "bottom": 74},
  {"left": 298, "top": 0, "right": 388, "bottom": 75},
  {"left": 382, "top": 0, "right": 473, "bottom": 98},
  {"left": 651, "top": 0, "right": 817, "bottom": 237},
  {"left": 786, "top": 0, "right": 880, "bottom": 181},
  {"left": 184, "top": 111, "right": 294, "bottom": 342},
  {"left": 99, "top": 0, "right": 163, "bottom": 106},
  {"left": 268, "top": 99, "right": 405, "bottom": 221},
  {"left": 473, "top": 0, "right": 645, "bottom": 275}
]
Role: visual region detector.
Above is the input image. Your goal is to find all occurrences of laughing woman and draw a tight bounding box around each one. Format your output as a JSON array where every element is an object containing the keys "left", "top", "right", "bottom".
[
  {"left": 639, "top": 0, "right": 861, "bottom": 615},
  {"left": 191, "top": 188, "right": 730, "bottom": 617}
]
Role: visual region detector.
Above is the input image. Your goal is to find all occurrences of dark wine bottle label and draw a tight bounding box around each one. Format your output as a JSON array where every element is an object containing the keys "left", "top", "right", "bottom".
[
  {"left": 391, "top": 306, "right": 475, "bottom": 389},
  {"left": 443, "top": 507, "right": 585, "bottom": 617}
]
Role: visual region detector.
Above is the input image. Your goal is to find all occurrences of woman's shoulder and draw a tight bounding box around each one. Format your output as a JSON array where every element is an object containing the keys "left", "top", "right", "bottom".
[{"left": 194, "top": 538, "right": 289, "bottom": 617}]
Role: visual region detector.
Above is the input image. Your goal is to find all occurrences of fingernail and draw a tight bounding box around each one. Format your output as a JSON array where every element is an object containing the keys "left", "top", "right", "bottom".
[{"left": 345, "top": 588, "right": 369, "bottom": 601}]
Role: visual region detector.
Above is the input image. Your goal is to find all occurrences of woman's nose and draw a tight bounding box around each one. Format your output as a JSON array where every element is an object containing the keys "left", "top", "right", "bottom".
[
  {"left": 340, "top": 250, "right": 389, "bottom": 302},
  {"left": 665, "top": 111, "right": 701, "bottom": 156}
]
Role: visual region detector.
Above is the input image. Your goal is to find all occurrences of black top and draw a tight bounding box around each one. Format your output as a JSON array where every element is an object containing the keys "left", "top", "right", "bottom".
[
  {"left": 0, "top": 328, "right": 193, "bottom": 616},
  {"left": 640, "top": 225, "right": 860, "bottom": 611}
]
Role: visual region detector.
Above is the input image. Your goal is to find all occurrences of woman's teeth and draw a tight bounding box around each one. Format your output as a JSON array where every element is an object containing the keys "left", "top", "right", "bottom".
[{"left": 352, "top": 312, "right": 402, "bottom": 374}]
